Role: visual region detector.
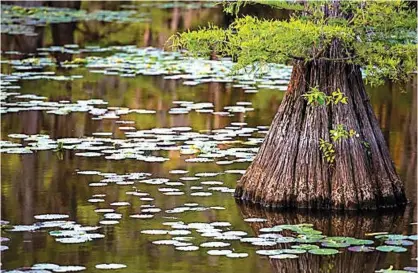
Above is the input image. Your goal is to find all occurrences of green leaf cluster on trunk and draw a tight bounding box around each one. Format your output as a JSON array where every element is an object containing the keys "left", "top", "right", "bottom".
[
  {"left": 302, "top": 87, "right": 348, "bottom": 106},
  {"left": 320, "top": 125, "right": 358, "bottom": 164}
]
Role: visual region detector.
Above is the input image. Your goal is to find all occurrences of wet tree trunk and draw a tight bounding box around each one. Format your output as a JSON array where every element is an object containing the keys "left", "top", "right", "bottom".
[{"left": 235, "top": 43, "right": 407, "bottom": 210}]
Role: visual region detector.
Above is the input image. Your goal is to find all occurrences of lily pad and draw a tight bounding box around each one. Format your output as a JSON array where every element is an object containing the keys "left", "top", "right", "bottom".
[
  {"left": 244, "top": 218, "right": 267, "bottom": 222},
  {"left": 376, "top": 245, "right": 408, "bottom": 252},
  {"left": 321, "top": 241, "right": 350, "bottom": 248},
  {"left": 207, "top": 249, "right": 233, "bottom": 256},
  {"left": 291, "top": 244, "right": 320, "bottom": 250},
  {"left": 176, "top": 245, "right": 199, "bottom": 251},
  {"left": 95, "top": 264, "right": 127, "bottom": 270},
  {"left": 408, "top": 235, "right": 418, "bottom": 241},
  {"left": 32, "top": 264, "right": 60, "bottom": 270},
  {"left": 344, "top": 238, "right": 374, "bottom": 245},
  {"left": 269, "top": 254, "right": 298, "bottom": 259},
  {"left": 52, "top": 265, "right": 86, "bottom": 272},
  {"left": 385, "top": 240, "right": 414, "bottom": 246},
  {"left": 226, "top": 252, "right": 249, "bottom": 258},
  {"left": 347, "top": 246, "right": 375, "bottom": 252},
  {"left": 200, "top": 242, "right": 230, "bottom": 248},
  {"left": 256, "top": 249, "right": 283, "bottom": 256},
  {"left": 1, "top": 245, "right": 9, "bottom": 251},
  {"left": 308, "top": 248, "right": 339, "bottom": 255},
  {"left": 282, "top": 248, "right": 307, "bottom": 254}
]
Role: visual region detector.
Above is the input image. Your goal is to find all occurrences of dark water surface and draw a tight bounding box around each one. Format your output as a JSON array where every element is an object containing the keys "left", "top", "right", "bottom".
[{"left": 1, "top": 2, "right": 417, "bottom": 273}]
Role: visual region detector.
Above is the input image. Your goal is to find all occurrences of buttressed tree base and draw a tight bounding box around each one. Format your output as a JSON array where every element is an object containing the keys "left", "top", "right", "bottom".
[{"left": 173, "top": 0, "right": 416, "bottom": 210}]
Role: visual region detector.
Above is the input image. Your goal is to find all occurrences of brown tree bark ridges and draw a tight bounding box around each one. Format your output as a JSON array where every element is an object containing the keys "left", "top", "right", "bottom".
[{"left": 235, "top": 58, "right": 407, "bottom": 210}]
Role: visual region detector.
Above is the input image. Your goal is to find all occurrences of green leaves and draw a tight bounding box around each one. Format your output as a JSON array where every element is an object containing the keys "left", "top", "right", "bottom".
[
  {"left": 330, "top": 125, "right": 357, "bottom": 142},
  {"left": 172, "top": 1, "right": 417, "bottom": 86},
  {"left": 170, "top": 25, "right": 231, "bottom": 59},
  {"left": 319, "top": 138, "right": 335, "bottom": 164},
  {"left": 319, "top": 124, "right": 358, "bottom": 164},
  {"left": 171, "top": 15, "right": 356, "bottom": 72},
  {"left": 302, "top": 87, "right": 348, "bottom": 106},
  {"left": 331, "top": 89, "right": 348, "bottom": 104},
  {"left": 301, "top": 87, "right": 327, "bottom": 106}
]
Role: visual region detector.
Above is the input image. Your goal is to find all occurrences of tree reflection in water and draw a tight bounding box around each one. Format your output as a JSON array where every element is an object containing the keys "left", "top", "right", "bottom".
[{"left": 238, "top": 203, "right": 417, "bottom": 273}]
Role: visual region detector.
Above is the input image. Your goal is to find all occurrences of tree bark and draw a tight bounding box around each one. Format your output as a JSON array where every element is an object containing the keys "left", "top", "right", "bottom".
[{"left": 235, "top": 54, "right": 407, "bottom": 210}]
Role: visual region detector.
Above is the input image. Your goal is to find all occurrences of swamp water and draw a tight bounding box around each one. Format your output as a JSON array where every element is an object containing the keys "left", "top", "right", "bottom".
[{"left": 1, "top": 2, "right": 417, "bottom": 273}]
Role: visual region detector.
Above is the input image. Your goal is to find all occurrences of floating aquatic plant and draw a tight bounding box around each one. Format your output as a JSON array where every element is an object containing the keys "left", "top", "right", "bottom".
[{"left": 95, "top": 263, "right": 127, "bottom": 270}]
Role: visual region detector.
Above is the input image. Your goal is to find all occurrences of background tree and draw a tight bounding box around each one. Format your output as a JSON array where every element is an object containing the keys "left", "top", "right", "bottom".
[{"left": 171, "top": 0, "right": 417, "bottom": 210}]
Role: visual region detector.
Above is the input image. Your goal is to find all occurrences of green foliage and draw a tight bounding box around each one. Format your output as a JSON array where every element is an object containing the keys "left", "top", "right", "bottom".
[
  {"left": 172, "top": 15, "right": 354, "bottom": 71},
  {"left": 302, "top": 87, "right": 348, "bottom": 106},
  {"left": 172, "top": 0, "right": 417, "bottom": 85},
  {"left": 170, "top": 23, "right": 231, "bottom": 58},
  {"left": 319, "top": 138, "right": 335, "bottom": 164},
  {"left": 330, "top": 125, "right": 356, "bottom": 142},
  {"left": 319, "top": 125, "right": 357, "bottom": 164},
  {"left": 223, "top": 0, "right": 304, "bottom": 15},
  {"left": 302, "top": 87, "right": 328, "bottom": 106},
  {"left": 330, "top": 89, "right": 348, "bottom": 105},
  {"left": 223, "top": 1, "right": 247, "bottom": 16}
]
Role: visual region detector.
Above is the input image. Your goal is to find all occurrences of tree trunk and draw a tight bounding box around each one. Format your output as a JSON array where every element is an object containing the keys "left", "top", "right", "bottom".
[{"left": 234, "top": 55, "right": 407, "bottom": 210}]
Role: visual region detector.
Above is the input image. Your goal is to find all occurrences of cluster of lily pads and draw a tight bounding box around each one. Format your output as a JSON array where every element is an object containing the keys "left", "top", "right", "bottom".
[
  {"left": 1, "top": 4, "right": 150, "bottom": 36},
  {"left": 0, "top": 91, "right": 260, "bottom": 119},
  {"left": 77, "top": 169, "right": 237, "bottom": 219},
  {"left": 4, "top": 262, "right": 127, "bottom": 272},
  {"left": 137, "top": 221, "right": 417, "bottom": 261},
  {"left": 133, "top": 2, "right": 217, "bottom": 9},
  {"left": 0, "top": 120, "right": 263, "bottom": 164},
  {"left": 2, "top": 213, "right": 125, "bottom": 271},
  {"left": 1, "top": 166, "right": 239, "bottom": 247},
  {"left": 4, "top": 214, "right": 104, "bottom": 245},
  {"left": 76, "top": 168, "right": 241, "bottom": 227},
  {"left": 1, "top": 71, "right": 265, "bottom": 162},
  {"left": 1, "top": 46, "right": 292, "bottom": 91},
  {"left": 0, "top": 42, "right": 416, "bottom": 273}
]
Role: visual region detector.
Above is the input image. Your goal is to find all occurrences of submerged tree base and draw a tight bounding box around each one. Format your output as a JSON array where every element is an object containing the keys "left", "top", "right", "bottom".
[{"left": 235, "top": 59, "right": 407, "bottom": 210}]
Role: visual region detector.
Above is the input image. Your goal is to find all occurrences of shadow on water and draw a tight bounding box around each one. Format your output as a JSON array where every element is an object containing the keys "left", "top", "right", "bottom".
[{"left": 238, "top": 203, "right": 417, "bottom": 273}]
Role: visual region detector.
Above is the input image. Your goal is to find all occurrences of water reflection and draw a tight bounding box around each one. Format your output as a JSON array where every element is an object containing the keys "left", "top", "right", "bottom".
[
  {"left": 239, "top": 204, "right": 417, "bottom": 273},
  {"left": 1, "top": 1, "right": 80, "bottom": 57},
  {"left": 1, "top": 72, "right": 415, "bottom": 272},
  {"left": 1, "top": 1, "right": 222, "bottom": 55},
  {"left": 369, "top": 79, "right": 417, "bottom": 202},
  {"left": 2, "top": 74, "right": 415, "bottom": 195},
  {"left": 1, "top": 2, "right": 417, "bottom": 273}
]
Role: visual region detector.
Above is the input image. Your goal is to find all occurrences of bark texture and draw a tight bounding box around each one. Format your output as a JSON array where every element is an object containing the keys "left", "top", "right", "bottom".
[{"left": 235, "top": 57, "right": 407, "bottom": 210}]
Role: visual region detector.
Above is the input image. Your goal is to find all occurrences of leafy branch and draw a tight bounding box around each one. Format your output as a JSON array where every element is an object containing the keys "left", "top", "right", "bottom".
[
  {"left": 319, "top": 125, "right": 358, "bottom": 164},
  {"left": 330, "top": 124, "right": 357, "bottom": 142},
  {"left": 302, "top": 87, "right": 348, "bottom": 106},
  {"left": 172, "top": 1, "right": 417, "bottom": 86},
  {"left": 319, "top": 138, "right": 335, "bottom": 164}
]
